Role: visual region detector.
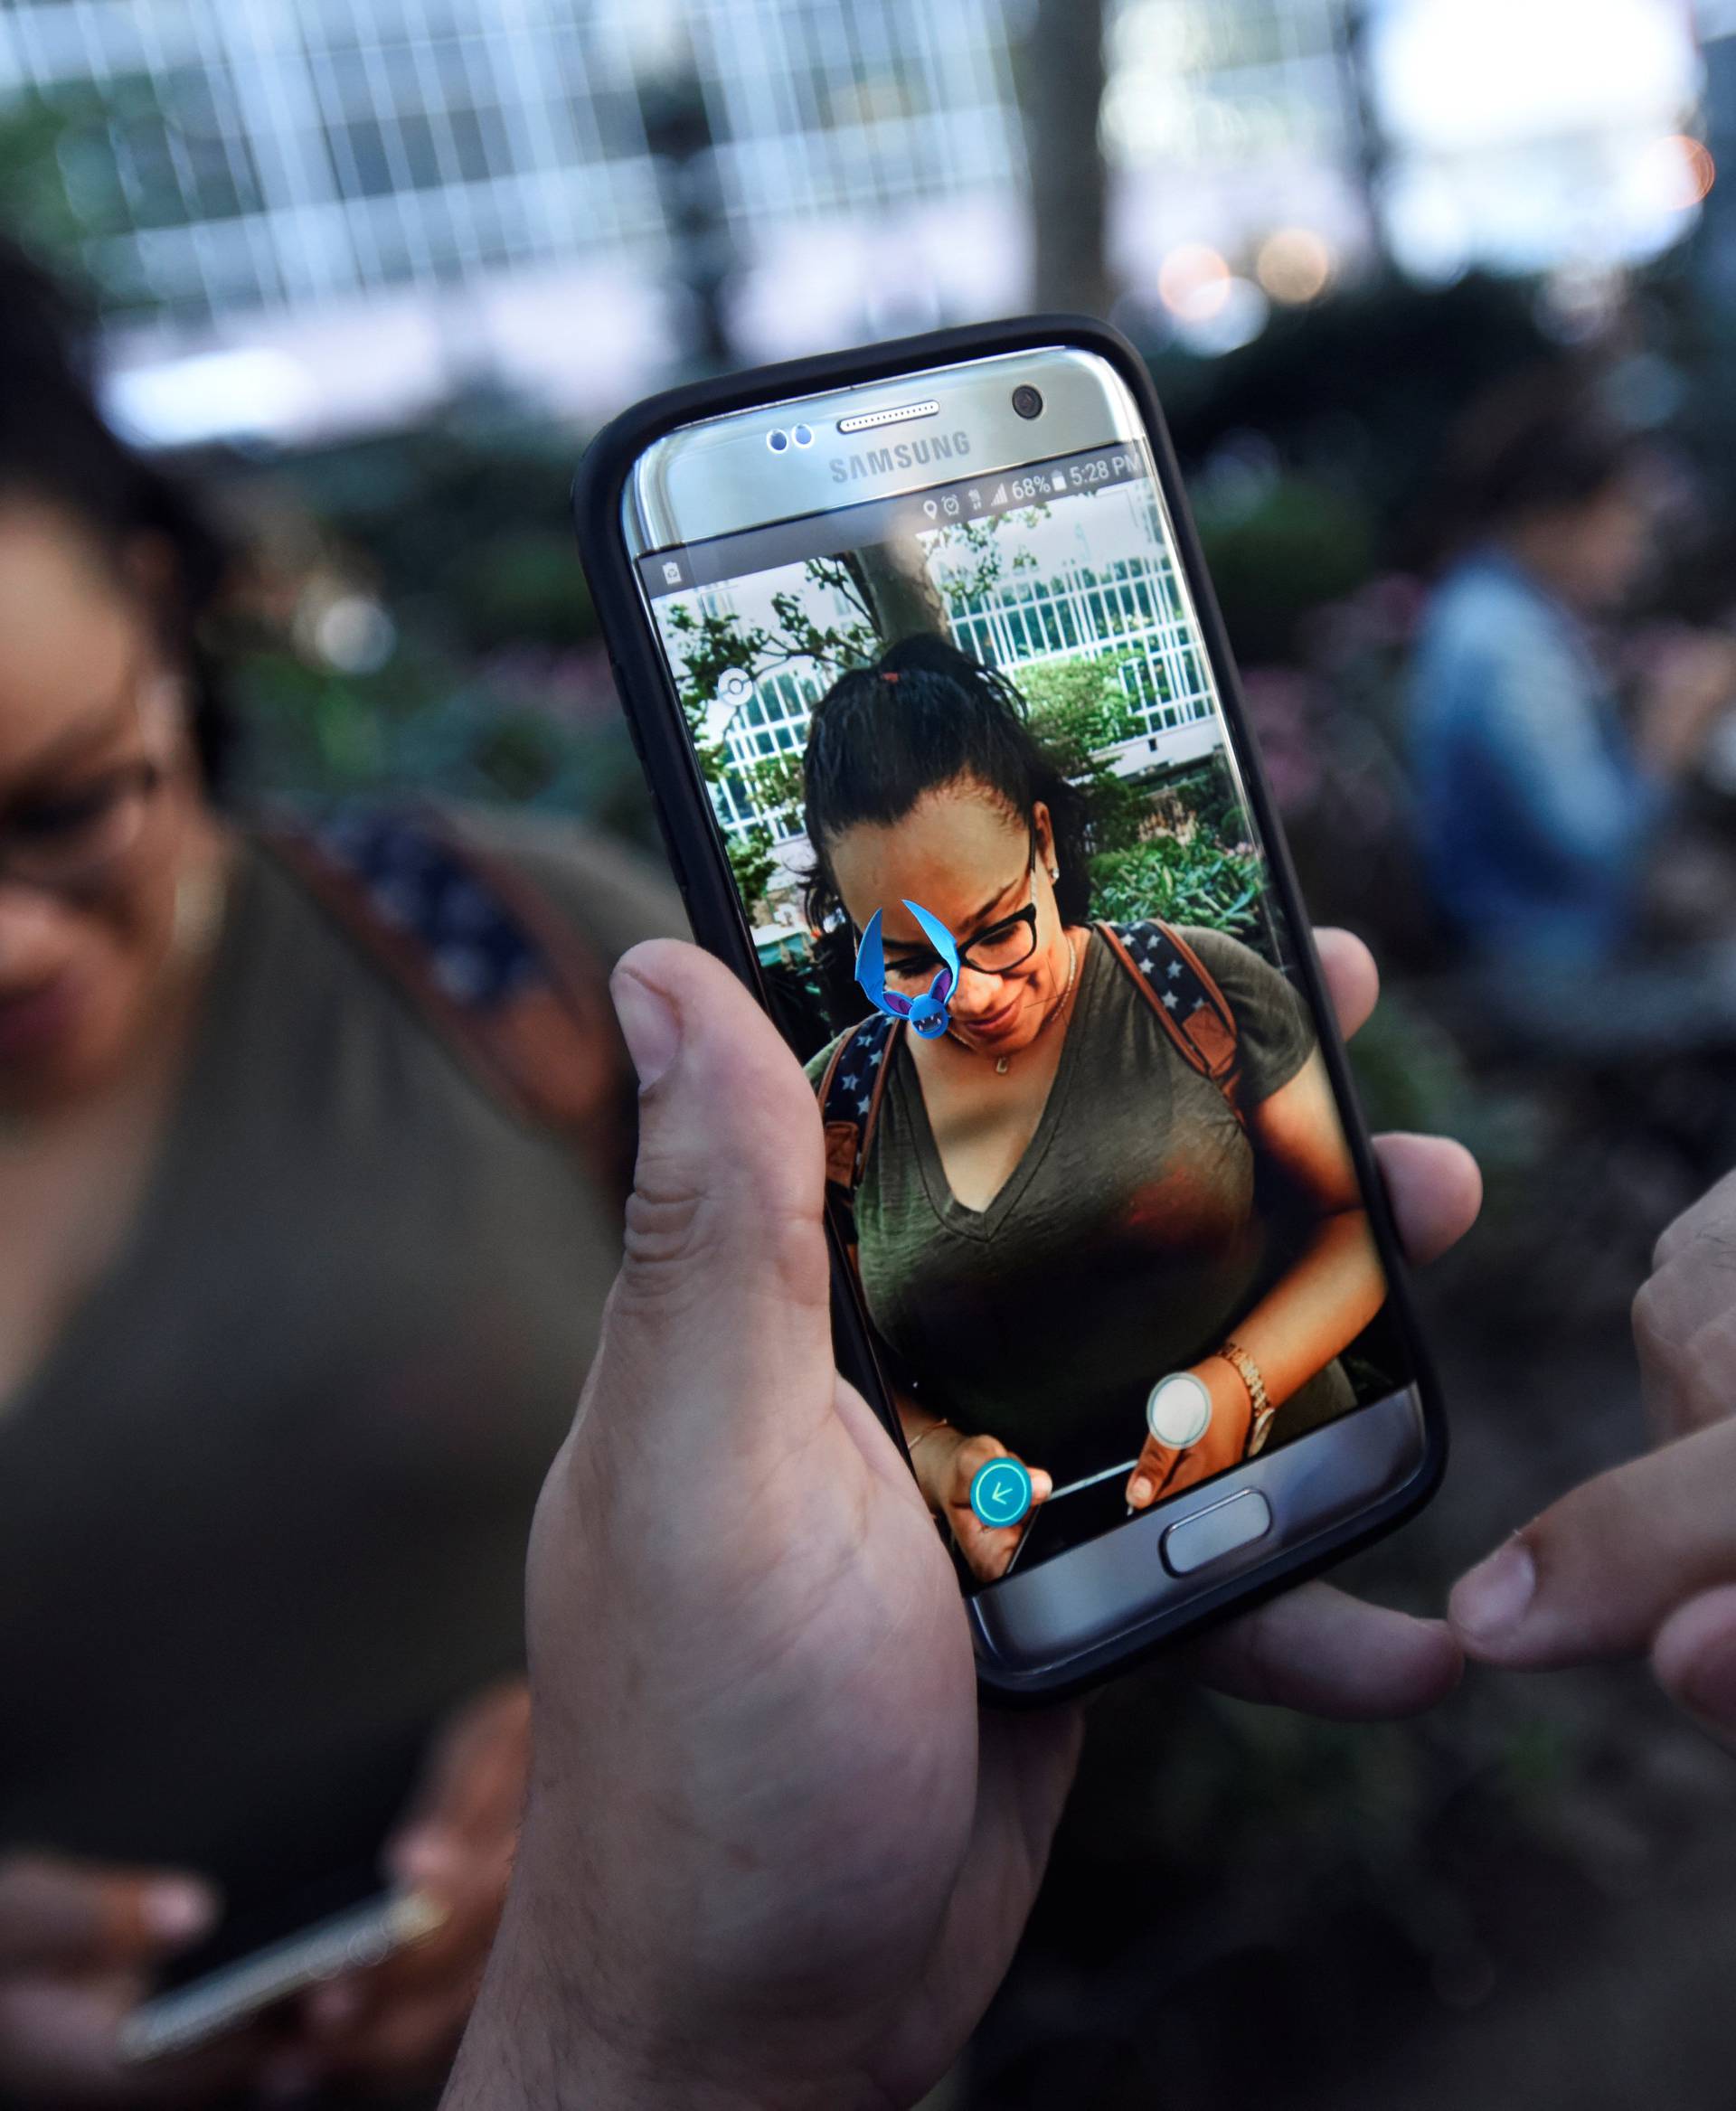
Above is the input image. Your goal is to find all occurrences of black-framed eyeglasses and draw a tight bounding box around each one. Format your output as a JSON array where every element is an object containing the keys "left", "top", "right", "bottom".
[
  {"left": 0, "top": 758, "right": 167, "bottom": 894},
  {"left": 0, "top": 657, "right": 179, "bottom": 895},
  {"left": 880, "top": 854, "right": 1042, "bottom": 990}
]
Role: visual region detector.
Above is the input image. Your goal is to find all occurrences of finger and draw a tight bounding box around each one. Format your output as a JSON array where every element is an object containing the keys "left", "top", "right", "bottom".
[
  {"left": 305, "top": 1891, "right": 488, "bottom": 2038},
  {"left": 1127, "top": 1437, "right": 1178, "bottom": 1511},
  {"left": 1651, "top": 1583, "right": 1736, "bottom": 1746},
  {"left": 1372, "top": 1133, "right": 1482, "bottom": 1266},
  {"left": 0, "top": 1860, "right": 216, "bottom": 1973},
  {"left": 1650, "top": 1163, "right": 1736, "bottom": 1272},
  {"left": 387, "top": 1684, "right": 529, "bottom": 1890},
  {"left": 0, "top": 1974, "right": 261, "bottom": 2106},
  {"left": 1633, "top": 1182, "right": 1736, "bottom": 1439},
  {"left": 593, "top": 941, "right": 835, "bottom": 1475},
  {"left": 1185, "top": 1579, "right": 1463, "bottom": 1718},
  {"left": 1314, "top": 928, "right": 1379, "bottom": 1041},
  {"left": 1448, "top": 1418, "right": 1736, "bottom": 1668},
  {"left": 308, "top": 1983, "right": 472, "bottom": 2089}
]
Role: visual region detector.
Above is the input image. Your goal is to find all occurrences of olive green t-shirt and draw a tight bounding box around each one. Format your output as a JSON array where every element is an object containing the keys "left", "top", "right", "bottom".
[
  {"left": 808, "top": 926, "right": 1355, "bottom": 1486},
  {"left": 0, "top": 809, "right": 682, "bottom": 1927}
]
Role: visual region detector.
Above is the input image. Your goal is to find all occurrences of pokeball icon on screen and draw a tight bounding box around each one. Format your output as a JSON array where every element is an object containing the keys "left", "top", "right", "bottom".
[
  {"left": 718, "top": 668, "right": 753, "bottom": 706},
  {"left": 969, "top": 1456, "right": 1033, "bottom": 1530}
]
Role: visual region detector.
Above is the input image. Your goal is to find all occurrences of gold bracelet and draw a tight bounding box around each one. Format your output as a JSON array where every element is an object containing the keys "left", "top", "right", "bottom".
[
  {"left": 1218, "top": 1340, "right": 1275, "bottom": 1456},
  {"left": 907, "top": 1418, "right": 952, "bottom": 1458}
]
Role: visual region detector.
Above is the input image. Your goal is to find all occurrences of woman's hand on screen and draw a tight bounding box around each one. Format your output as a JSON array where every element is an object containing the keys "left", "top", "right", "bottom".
[
  {"left": 914, "top": 1425, "right": 1051, "bottom": 1582},
  {"left": 442, "top": 933, "right": 1479, "bottom": 2111},
  {"left": 1126, "top": 1356, "right": 1252, "bottom": 1510}
]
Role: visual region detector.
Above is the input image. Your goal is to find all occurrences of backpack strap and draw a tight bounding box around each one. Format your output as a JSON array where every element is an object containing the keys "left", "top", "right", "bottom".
[
  {"left": 259, "top": 806, "right": 636, "bottom": 1210},
  {"left": 816, "top": 1010, "right": 901, "bottom": 1265},
  {"left": 1097, "top": 919, "right": 1243, "bottom": 1124}
]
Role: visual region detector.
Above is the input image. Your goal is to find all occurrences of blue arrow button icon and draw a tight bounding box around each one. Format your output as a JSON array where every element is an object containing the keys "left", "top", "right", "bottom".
[{"left": 968, "top": 1456, "right": 1033, "bottom": 1530}]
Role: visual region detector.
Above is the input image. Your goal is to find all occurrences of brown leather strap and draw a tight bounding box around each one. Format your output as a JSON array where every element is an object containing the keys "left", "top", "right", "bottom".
[{"left": 261, "top": 810, "right": 635, "bottom": 1211}]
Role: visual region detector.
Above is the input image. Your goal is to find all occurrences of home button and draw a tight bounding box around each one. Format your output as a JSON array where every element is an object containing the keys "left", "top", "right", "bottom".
[{"left": 1160, "top": 1489, "right": 1273, "bottom": 1577}]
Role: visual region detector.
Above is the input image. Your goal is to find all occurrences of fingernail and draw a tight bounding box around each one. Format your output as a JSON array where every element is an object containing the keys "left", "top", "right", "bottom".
[
  {"left": 1450, "top": 1539, "right": 1536, "bottom": 1643},
  {"left": 1128, "top": 1476, "right": 1151, "bottom": 1508},
  {"left": 388, "top": 1827, "right": 454, "bottom": 1888},
  {"left": 144, "top": 1880, "right": 217, "bottom": 1943},
  {"left": 611, "top": 970, "right": 680, "bottom": 1090}
]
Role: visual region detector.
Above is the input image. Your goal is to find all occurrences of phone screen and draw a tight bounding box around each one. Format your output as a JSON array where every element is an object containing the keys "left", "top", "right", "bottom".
[{"left": 632, "top": 413, "right": 1417, "bottom": 1597}]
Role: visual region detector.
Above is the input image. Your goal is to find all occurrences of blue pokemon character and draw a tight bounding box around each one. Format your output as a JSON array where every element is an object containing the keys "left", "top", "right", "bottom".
[{"left": 854, "top": 901, "right": 960, "bottom": 1040}]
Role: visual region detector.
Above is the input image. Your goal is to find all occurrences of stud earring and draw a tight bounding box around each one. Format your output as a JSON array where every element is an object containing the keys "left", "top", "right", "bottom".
[{"left": 1048, "top": 866, "right": 1060, "bottom": 882}]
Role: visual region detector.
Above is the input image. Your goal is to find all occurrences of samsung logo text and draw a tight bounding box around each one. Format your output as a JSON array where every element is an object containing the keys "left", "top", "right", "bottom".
[{"left": 830, "top": 431, "right": 972, "bottom": 483}]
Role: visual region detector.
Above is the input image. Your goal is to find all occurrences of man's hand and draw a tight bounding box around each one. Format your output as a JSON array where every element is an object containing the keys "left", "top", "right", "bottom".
[
  {"left": 445, "top": 930, "right": 1479, "bottom": 2111},
  {"left": 1449, "top": 1167, "right": 1736, "bottom": 1738},
  {"left": 264, "top": 1682, "right": 530, "bottom": 2098},
  {"left": 0, "top": 1853, "right": 250, "bottom": 2106}
]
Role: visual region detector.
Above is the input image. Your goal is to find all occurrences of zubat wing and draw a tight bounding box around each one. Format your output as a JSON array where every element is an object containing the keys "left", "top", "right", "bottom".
[
  {"left": 854, "top": 910, "right": 885, "bottom": 1001},
  {"left": 904, "top": 901, "right": 961, "bottom": 996},
  {"left": 854, "top": 910, "right": 913, "bottom": 1019}
]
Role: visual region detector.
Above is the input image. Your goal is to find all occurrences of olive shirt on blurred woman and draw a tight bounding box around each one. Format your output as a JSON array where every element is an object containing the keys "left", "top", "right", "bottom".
[{"left": 0, "top": 807, "right": 680, "bottom": 1921}]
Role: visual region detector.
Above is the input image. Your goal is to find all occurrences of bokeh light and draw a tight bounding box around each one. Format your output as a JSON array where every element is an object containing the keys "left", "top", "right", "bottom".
[
  {"left": 1637, "top": 132, "right": 1716, "bottom": 212},
  {"left": 1254, "top": 228, "right": 1335, "bottom": 305},
  {"left": 1157, "top": 243, "right": 1231, "bottom": 322}
]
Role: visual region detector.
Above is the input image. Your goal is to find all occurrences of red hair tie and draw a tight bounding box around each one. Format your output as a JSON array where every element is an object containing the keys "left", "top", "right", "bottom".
[{"left": 880, "top": 670, "right": 900, "bottom": 683}]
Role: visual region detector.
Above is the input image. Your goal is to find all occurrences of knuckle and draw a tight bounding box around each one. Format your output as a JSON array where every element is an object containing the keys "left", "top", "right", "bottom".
[
  {"left": 1630, "top": 1270, "right": 1683, "bottom": 1366},
  {"left": 617, "top": 1170, "right": 824, "bottom": 1314}
]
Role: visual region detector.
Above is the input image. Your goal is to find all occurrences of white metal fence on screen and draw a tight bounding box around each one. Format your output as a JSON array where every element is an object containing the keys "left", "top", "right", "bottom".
[{"left": 703, "top": 538, "right": 1218, "bottom": 846}]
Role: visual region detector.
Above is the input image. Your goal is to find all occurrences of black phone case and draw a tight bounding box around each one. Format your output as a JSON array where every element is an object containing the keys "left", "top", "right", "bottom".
[{"left": 571, "top": 314, "right": 1448, "bottom": 1705}]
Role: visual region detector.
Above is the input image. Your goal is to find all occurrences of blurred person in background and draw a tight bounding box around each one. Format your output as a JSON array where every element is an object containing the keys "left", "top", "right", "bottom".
[
  {"left": 1409, "top": 371, "right": 1736, "bottom": 978},
  {"left": 0, "top": 238, "right": 681, "bottom": 2105}
]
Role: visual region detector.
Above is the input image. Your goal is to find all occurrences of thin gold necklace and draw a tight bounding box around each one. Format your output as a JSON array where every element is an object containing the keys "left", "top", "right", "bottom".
[{"left": 948, "top": 930, "right": 1080, "bottom": 1076}]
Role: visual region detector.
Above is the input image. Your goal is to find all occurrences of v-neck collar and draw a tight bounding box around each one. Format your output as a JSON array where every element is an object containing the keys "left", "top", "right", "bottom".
[{"left": 900, "top": 931, "right": 1102, "bottom": 1241}]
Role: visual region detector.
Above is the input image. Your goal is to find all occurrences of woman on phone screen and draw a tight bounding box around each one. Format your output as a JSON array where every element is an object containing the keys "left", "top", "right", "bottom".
[{"left": 803, "top": 637, "right": 1388, "bottom": 1582}]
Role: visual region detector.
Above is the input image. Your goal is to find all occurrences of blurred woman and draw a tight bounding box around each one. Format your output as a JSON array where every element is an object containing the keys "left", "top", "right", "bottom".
[
  {"left": 0, "top": 240, "right": 679, "bottom": 2104},
  {"left": 802, "top": 637, "right": 1387, "bottom": 1583}
]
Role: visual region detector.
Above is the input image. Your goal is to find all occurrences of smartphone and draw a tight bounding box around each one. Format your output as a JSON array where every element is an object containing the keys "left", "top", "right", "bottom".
[
  {"left": 574, "top": 316, "right": 1446, "bottom": 1701},
  {"left": 117, "top": 1889, "right": 447, "bottom": 2065}
]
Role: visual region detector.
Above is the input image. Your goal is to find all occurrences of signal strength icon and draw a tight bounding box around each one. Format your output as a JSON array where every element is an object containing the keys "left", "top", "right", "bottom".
[{"left": 992, "top": 484, "right": 1007, "bottom": 505}]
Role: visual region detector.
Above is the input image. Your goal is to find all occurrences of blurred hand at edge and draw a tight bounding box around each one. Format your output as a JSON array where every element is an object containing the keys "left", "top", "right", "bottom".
[
  {"left": 262, "top": 1680, "right": 530, "bottom": 2100},
  {"left": 0, "top": 1853, "right": 258, "bottom": 2106},
  {"left": 442, "top": 929, "right": 1480, "bottom": 2111},
  {"left": 1450, "top": 1165, "right": 1736, "bottom": 1745}
]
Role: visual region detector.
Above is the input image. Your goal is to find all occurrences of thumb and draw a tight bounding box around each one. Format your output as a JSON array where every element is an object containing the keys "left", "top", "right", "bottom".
[
  {"left": 0, "top": 1857, "right": 217, "bottom": 1973},
  {"left": 597, "top": 940, "right": 837, "bottom": 1466},
  {"left": 1448, "top": 1418, "right": 1736, "bottom": 1668}
]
